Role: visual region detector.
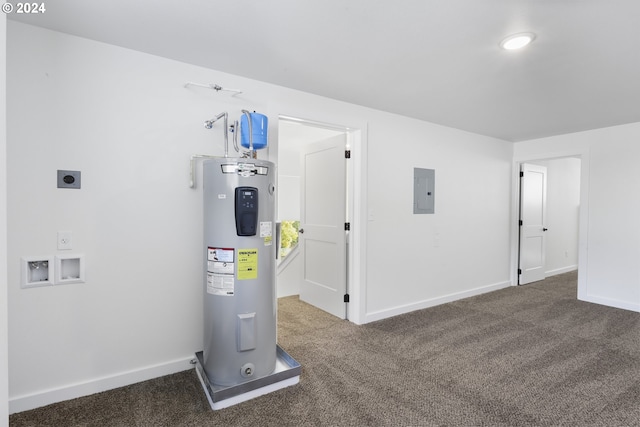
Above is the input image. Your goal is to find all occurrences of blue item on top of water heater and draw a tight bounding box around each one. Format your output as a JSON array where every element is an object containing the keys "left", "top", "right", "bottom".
[{"left": 240, "top": 112, "right": 268, "bottom": 150}]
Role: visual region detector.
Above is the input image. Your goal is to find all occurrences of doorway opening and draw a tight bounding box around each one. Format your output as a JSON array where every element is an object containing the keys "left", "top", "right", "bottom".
[
  {"left": 276, "top": 116, "right": 359, "bottom": 321},
  {"left": 516, "top": 156, "right": 582, "bottom": 289}
]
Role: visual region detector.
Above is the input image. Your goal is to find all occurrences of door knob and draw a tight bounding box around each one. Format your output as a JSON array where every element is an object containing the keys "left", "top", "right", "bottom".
[
  {"left": 299, "top": 228, "right": 304, "bottom": 234},
  {"left": 543, "top": 228, "right": 548, "bottom": 231}
]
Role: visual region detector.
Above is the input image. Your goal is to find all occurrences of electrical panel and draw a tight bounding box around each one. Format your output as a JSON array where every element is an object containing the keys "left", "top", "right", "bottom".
[{"left": 414, "top": 168, "right": 435, "bottom": 214}]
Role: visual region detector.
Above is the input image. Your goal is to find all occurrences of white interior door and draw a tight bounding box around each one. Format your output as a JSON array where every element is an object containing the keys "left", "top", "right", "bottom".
[
  {"left": 519, "top": 163, "right": 548, "bottom": 284},
  {"left": 299, "top": 134, "right": 347, "bottom": 318}
]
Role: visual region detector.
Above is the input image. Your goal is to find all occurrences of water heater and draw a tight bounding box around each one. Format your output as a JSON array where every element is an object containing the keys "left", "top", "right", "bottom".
[{"left": 202, "top": 157, "right": 277, "bottom": 386}]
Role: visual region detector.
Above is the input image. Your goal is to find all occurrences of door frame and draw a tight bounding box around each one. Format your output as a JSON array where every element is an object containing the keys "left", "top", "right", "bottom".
[
  {"left": 276, "top": 115, "right": 367, "bottom": 324},
  {"left": 510, "top": 148, "right": 590, "bottom": 301}
]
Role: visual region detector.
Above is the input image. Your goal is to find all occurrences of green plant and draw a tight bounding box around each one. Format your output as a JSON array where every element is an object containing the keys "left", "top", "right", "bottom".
[{"left": 279, "top": 220, "right": 300, "bottom": 258}]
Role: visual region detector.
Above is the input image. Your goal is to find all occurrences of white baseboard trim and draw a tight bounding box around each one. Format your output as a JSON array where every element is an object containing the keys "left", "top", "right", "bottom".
[
  {"left": 9, "top": 356, "right": 194, "bottom": 414},
  {"left": 580, "top": 294, "right": 640, "bottom": 313},
  {"left": 545, "top": 265, "right": 578, "bottom": 277},
  {"left": 364, "top": 280, "right": 512, "bottom": 323}
]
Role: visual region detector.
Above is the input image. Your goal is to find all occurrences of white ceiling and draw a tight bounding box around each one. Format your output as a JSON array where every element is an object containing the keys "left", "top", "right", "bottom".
[{"left": 9, "top": 0, "right": 640, "bottom": 142}]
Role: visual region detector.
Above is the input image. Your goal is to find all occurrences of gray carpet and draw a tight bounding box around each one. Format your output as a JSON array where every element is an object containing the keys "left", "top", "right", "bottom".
[{"left": 10, "top": 271, "right": 640, "bottom": 426}]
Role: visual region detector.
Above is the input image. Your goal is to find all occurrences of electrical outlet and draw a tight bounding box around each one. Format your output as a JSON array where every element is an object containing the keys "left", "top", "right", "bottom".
[{"left": 58, "top": 231, "right": 73, "bottom": 250}]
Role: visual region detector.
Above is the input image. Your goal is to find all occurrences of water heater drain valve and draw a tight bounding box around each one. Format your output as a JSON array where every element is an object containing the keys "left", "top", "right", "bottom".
[{"left": 240, "top": 363, "right": 255, "bottom": 378}]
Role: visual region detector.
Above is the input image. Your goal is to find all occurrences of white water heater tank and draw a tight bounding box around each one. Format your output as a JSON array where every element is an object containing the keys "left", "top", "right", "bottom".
[{"left": 202, "top": 157, "right": 277, "bottom": 386}]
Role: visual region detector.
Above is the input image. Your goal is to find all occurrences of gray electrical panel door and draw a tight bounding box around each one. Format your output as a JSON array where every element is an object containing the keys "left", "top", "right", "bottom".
[{"left": 414, "top": 168, "right": 435, "bottom": 214}]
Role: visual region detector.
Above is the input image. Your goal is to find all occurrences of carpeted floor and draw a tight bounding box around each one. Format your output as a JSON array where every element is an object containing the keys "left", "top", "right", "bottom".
[{"left": 10, "top": 271, "right": 640, "bottom": 426}]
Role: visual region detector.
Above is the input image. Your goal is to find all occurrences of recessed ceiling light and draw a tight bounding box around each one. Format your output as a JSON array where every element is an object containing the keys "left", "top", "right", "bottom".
[{"left": 500, "top": 32, "right": 536, "bottom": 50}]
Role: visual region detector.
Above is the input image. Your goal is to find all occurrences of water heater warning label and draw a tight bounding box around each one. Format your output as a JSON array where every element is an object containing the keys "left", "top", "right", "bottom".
[
  {"left": 260, "top": 221, "right": 272, "bottom": 237},
  {"left": 207, "top": 247, "right": 235, "bottom": 296},
  {"left": 207, "top": 273, "right": 234, "bottom": 296},
  {"left": 261, "top": 221, "right": 273, "bottom": 246},
  {"left": 208, "top": 247, "right": 234, "bottom": 264},
  {"left": 237, "top": 249, "right": 258, "bottom": 280}
]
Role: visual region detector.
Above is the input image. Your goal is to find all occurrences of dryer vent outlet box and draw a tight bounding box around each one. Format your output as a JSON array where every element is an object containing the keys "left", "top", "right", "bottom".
[
  {"left": 58, "top": 170, "right": 81, "bottom": 189},
  {"left": 414, "top": 168, "right": 435, "bottom": 214}
]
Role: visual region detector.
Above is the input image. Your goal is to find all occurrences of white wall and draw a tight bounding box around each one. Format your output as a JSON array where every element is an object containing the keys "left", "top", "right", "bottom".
[
  {"left": 530, "top": 158, "right": 581, "bottom": 276},
  {"left": 7, "top": 22, "right": 513, "bottom": 411},
  {"left": 275, "top": 140, "right": 300, "bottom": 298},
  {"left": 1, "top": 13, "right": 9, "bottom": 427},
  {"left": 277, "top": 146, "right": 302, "bottom": 221},
  {"left": 276, "top": 252, "right": 301, "bottom": 298},
  {"left": 365, "top": 114, "right": 513, "bottom": 321},
  {"left": 515, "top": 123, "right": 640, "bottom": 312},
  {"left": 7, "top": 22, "right": 211, "bottom": 412}
]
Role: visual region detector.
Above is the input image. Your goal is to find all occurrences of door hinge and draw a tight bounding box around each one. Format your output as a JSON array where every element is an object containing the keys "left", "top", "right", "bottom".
[
  {"left": 345, "top": 150, "right": 351, "bottom": 159},
  {"left": 344, "top": 294, "right": 350, "bottom": 303},
  {"left": 519, "top": 220, "right": 523, "bottom": 226},
  {"left": 520, "top": 171, "right": 524, "bottom": 177},
  {"left": 345, "top": 222, "right": 351, "bottom": 231},
  {"left": 518, "top": 268, "right": 522, "bottom": 275}
]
